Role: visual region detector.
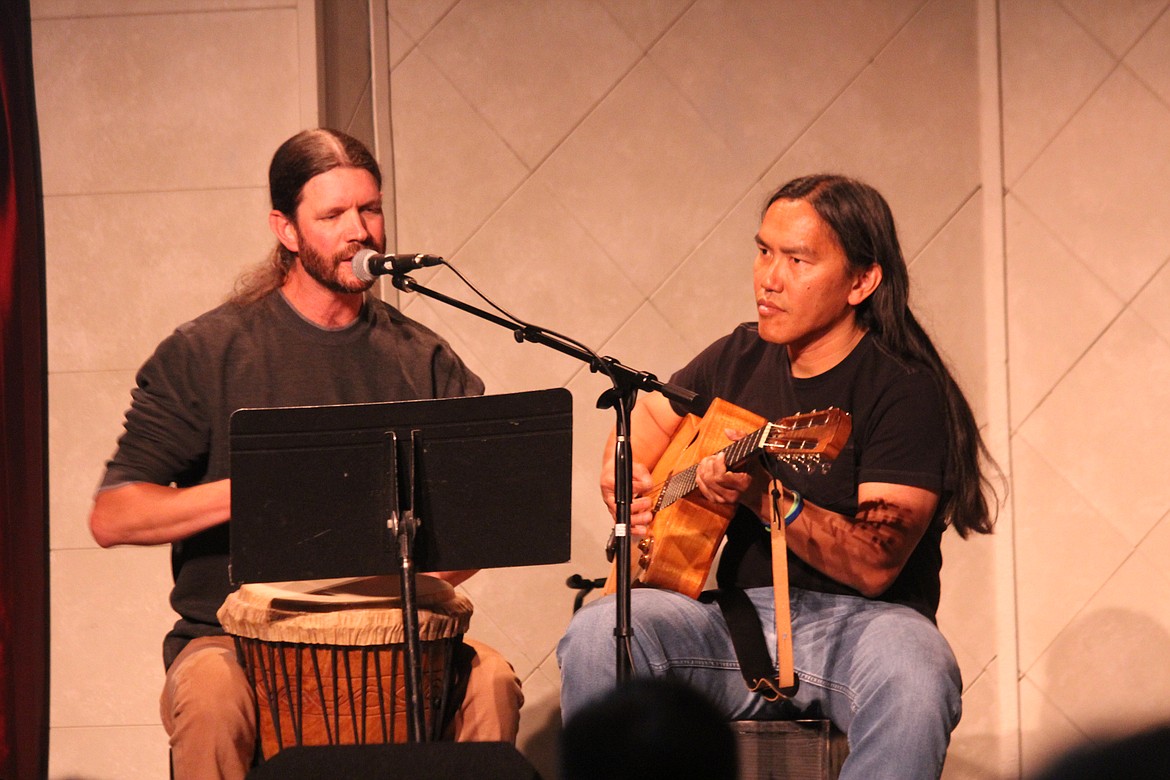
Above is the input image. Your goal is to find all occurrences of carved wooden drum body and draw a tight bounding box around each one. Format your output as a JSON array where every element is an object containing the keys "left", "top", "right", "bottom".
[{"left": 218, "top": 575, "right": 472, "bottom": 759}]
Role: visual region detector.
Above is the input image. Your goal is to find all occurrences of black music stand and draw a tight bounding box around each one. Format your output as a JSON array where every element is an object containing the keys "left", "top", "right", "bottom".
[{"left": 227, "top": 388, "right": 572, "bottom": 741}]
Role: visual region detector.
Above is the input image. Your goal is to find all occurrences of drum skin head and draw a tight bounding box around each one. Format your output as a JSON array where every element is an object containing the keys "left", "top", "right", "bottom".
[
  {"left": 247, "top": 574, "right": 451, "bottom": 608},
  {"left": 217, "top": 574, "right": 473, "bottom": 645}
]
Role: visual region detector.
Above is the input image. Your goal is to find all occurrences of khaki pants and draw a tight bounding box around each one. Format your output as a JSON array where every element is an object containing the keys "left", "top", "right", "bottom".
[{"left": 161, "top": 635, "right": 523, "bottom": 780}]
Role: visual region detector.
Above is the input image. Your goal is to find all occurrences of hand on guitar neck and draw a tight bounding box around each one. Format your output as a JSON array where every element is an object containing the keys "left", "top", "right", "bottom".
[
  {"left": 692, "top": 431, "right": 755, "bottom": 506},
  {"left": 600, "top": 436, "right": 755, "bottom": 537}
]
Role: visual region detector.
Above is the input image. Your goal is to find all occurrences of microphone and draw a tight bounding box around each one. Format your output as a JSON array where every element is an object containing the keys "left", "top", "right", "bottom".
[{"left": 351, "top": 248, "right": 444, "bottom": 282}]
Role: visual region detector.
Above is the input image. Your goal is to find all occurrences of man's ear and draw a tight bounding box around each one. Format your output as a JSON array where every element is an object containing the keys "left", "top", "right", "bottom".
[
  {"left": 269, "top": 210, "right": 299, "bottom": 254},
  {"left": 848, "top": 262, "right": 882, "bottom": 306}
]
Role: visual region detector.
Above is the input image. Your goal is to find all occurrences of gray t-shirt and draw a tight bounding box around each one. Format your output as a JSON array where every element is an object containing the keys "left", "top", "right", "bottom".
[{"left": 100, "top": 291, "right": 484, "bottom": 666}]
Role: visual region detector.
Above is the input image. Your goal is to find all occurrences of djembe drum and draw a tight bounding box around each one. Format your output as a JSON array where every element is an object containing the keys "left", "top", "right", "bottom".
[{"left": 217, "top": 575, "right": 473, "bottom": 760}]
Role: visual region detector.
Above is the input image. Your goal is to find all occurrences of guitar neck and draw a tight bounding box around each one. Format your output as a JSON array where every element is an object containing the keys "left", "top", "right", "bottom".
[
  {"left": 653, "top": 426, "right": 768, "bottom": 512},
  {"left": 651, "top": 406, "right": 849, "bottom": 513}
]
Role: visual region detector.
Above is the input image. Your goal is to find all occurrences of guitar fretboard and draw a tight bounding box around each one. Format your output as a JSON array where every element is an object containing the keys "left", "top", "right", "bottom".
[
  {"left": 652, "top": 426, "right": 767, "bottom": 512},
  {"left": 651, "top": 414, "right": 836, "bottom": 513}
]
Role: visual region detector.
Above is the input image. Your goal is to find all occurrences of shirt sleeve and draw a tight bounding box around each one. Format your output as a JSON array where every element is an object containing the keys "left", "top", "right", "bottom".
[
  {"left": 431, "top": 341, "right": 485, "bottom": 399},
  {"left": 856, "top": 369, "right": 947, "bottom": 493},
  {"left": 667, "top": 331, "right": 740, "bottom": 416},
  {"left": 99, "top": 328, "right": 212, "bottom": 490}
]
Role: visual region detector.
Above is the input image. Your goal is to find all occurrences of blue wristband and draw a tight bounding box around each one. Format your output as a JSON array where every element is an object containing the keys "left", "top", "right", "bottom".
[{"left": 782, "top": 490, "right": 804, "bottom": 526}]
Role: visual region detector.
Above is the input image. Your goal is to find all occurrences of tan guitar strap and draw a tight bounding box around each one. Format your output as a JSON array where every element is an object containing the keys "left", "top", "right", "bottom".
[
  {"left": 768, "top": 477, "right": 797, "bottom": 694},
  {"left": 708, "top": 478, "right": 799, "bottom": 700}
]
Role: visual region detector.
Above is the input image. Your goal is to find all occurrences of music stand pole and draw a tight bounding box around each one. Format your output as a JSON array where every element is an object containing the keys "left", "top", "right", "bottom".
[
  {"left": 389, "top": 430, "right": 427, "bottom": 741},
  {"left": 390, "top": 273, "right": 702, "bottom": 683}
]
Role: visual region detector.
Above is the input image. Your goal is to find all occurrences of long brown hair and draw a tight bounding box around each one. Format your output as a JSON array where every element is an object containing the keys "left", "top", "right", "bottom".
[
  {"left": 232, "top": 128, "right": 381, "bottom": 304},
  {"left": 766, "top": 175, "right": 997, "bottom": 536}
]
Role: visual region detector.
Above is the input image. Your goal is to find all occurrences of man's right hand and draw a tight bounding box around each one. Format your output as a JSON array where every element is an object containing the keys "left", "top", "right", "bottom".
[{"left": 600, "top": 461, "right": 656, "bottom": 536}]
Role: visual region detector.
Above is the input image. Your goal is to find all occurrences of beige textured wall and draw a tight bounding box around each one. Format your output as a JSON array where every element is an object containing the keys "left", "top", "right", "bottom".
[
  {"left": 35, "top": 1, "right": 315, "bottom": 777},
  {"left": 999, "top": 0, "right": 1170, "bottom": 775},
  {"left": 35, "top": 1, "right": 1170, "bottom": 779}
]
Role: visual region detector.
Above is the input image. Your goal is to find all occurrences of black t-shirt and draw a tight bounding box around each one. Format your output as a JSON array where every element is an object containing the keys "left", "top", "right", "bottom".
[
  {"left": 100, "top": 291, "right": 484, "bottom": 666},
  {"left": 668, "top": 324, "right": 948, "bottom": 621}
]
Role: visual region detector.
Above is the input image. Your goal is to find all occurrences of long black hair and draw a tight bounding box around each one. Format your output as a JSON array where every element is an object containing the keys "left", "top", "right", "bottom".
[
  {"left": 233, "top": 128, "right": 381, "bottom": 304},
  {"left": 767, "top": 174, "right": 996, "bottom": 536}
]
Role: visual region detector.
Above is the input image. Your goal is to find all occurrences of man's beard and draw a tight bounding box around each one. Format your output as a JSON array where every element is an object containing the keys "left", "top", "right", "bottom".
[{"left": 298, "top": 238, "right": 375, "bottom": 294}]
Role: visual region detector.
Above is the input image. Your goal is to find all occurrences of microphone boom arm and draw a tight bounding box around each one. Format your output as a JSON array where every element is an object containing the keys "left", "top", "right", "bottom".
[
  {"left": 390, "top": 272, "right": 702, "bottom": 682},
  {"left": 390, "top": 274, "right": 701, "bottom": 408}
]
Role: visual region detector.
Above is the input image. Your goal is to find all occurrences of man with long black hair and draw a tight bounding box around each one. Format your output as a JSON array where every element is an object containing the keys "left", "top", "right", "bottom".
[{"left": 559, "top": 175, "right": 996, "bottom": 779}]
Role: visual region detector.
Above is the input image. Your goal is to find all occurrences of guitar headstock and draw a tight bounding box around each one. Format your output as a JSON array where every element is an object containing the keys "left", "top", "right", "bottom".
[{"left": 760, "top": 408, "right": 851, "bottom": 472}]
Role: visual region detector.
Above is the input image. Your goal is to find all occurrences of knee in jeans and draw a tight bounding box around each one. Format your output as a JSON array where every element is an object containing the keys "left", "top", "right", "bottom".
[
  {"left": 877, "top": 645, "right": 962, "bottom": 724},
  {"left": 558, "top": 601, "right": 609, "bottom": 662}
]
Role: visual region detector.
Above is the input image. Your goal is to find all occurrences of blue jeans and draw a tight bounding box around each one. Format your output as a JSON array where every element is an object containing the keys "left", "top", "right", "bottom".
[{"left": 557, "top": 586, "right": 962, "bottom": 780}]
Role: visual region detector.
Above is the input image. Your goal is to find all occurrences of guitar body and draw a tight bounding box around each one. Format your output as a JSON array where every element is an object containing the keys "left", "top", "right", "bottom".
[
  {"left": 608, "top": 398, "right": 766, "bottom": 599},
  {"left": 604, "top": 398, "right": 852, "bottom": 601}
]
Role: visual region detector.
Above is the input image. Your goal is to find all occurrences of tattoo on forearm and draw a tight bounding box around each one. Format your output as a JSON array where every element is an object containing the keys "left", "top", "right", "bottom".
[{"left": 851, "top": 499, "right": 912, "bottom": 551}]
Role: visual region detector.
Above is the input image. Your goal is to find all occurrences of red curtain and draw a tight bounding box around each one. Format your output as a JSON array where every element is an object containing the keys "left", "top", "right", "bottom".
[{"left": 1, "top": 0, "right": 50, "bottom": 776}]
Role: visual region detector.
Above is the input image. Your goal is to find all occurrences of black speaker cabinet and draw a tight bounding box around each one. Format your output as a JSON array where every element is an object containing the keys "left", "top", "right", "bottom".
[
  {"left": 246, "top": 742, "right": 542, "bottom": 779},
  {"left": 731, "top": 719, "right": 848, "bottom": 780}
]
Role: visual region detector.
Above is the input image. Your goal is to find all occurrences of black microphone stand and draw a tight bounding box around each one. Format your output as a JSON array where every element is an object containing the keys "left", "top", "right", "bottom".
[{"left": 388, "top": 271, "right": 700, "bottom": 681}]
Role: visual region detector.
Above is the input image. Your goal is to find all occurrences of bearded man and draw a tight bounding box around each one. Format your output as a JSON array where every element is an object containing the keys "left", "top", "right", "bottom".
[{"left": 90, "top": 128, "right": 523, "bottom": 779}]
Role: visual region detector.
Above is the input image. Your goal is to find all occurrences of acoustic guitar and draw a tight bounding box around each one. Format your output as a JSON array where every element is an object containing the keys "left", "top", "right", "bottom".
[{"left": 606, "top": 398, "right": 852, "bottom": 599}]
